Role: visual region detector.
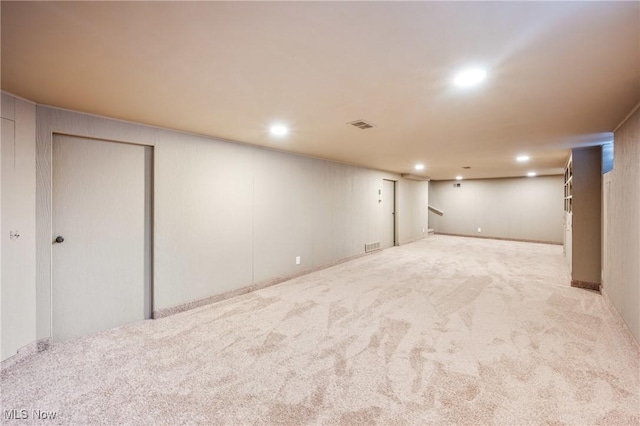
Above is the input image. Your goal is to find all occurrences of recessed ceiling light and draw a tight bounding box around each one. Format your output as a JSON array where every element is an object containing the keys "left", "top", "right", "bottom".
[
  {"left": 527, "top": 171, "right": 537, "bottom": 177},
  {"left": 454, "top": 68, "right": 487, "bottom": 87},
  {"left": 414, "top": 164, "right": 425, "bottom": 171},
  {"left": 516, "top": 155, "right": 530, "bottom": 162},
  {"left": 270, "top": 124, "right": 288, "bottom": 136},
  {"left": 456, "top": 176, "right": 463, "bottom": 180}
]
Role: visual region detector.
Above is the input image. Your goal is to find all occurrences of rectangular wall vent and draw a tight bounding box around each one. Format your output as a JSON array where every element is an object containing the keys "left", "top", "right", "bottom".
[
  {"left": 365, "top": 241, "right": 381, "bottom": 253},
  {"left": 348, "top": 120, "right": 374, "bottom": 130}
]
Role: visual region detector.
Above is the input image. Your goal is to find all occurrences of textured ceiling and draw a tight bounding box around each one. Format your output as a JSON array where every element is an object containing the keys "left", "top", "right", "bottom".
[{"left": 2, "top": 1, "right": 639, "bottom": 179}]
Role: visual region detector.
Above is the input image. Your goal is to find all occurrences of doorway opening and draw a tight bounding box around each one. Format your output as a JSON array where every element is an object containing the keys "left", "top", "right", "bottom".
[{"left": 382, "top": 179, "right": 396, "bottom": 248}]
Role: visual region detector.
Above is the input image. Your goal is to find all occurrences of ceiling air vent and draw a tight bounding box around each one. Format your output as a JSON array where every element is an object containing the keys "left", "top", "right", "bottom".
[{"left": 348, "top": 120, "right": 374, "bottom": 130}]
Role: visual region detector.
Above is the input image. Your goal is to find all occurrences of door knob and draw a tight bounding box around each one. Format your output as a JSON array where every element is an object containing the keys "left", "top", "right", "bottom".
[{"left": 55, "top": 236, "right": 64, "bottom": 243}]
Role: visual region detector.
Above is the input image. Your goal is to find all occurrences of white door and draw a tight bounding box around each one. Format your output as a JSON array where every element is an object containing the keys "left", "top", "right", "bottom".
[
  {"left": 382, "top": 179, "right": 396, "bottom": 248},
  {"left": 52, "top": 135, "right": 151, "bottom": 342}
]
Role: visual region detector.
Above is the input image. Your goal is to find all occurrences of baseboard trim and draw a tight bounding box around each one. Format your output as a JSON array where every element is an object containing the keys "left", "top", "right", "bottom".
[
  {"left": 0, "top": 338, "right": 50, "bottom": 372},
  {"left": 399, "top": 235, "right": 426, "bottom": 245},
  {"left": 153, "top": 250, "right": 377, "bottom": 319},
  {"left": 434, "top": 232, "right": 562, "bottom": 246},
  {"left": 571, "top": 279, "right": 601, "bottom": 292},
  {"left": 601, "top": 286, "right": 640, "bottom": 353}
]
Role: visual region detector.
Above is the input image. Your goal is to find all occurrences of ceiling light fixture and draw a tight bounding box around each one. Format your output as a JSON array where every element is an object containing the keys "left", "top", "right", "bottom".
[
  {"left": 456, "top": 176, "right": 463, "bottom": 180},
  {"left": 270, "top": 124, "right": 288, "bottom": 136},
  {"left": 453, "top": 68, "right": 487, "bottom": 87},
  {"left": 527, "top": 171, "right": 537, "bottom": 177},
  {"left": 516, "top": 155, "right": 530, "bottom": 162},
  {"left": 414, "top": 164, "right": 425, "bottom": 171}
]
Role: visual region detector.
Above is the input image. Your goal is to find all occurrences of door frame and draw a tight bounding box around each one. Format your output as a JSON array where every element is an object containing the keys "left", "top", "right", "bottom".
[{"left": 36, "top": 107, "right": 156, "bottom": 343}]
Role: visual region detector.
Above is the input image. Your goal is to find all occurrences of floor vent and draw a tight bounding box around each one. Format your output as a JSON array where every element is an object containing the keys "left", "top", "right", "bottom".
[
  {"left": 365, "top": 241, "right": 381, "bottom": 252},
  {"left": 348, "top": 120, "right": 374, "bottom": 130}
]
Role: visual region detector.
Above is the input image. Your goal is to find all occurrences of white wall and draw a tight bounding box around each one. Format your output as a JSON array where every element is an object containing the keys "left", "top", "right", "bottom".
[
  {"left": 33, "top": 106, "right": 428, "bottom": 340},
  {"left": 153, "top": 135, "right": 428, "bottom": 310},
  {"left": 1, "top": 93, "right": 36, "bottom": 361},
  {"left": 397, "top": 179, "right": 429, "bottom": 244},
  {"left": 603, "top": 107, "right": 639, "bottom": 343},
  {"left": 429, "top": 175, "right": 564, "bottom": 244},
  {"left": 154, "top": 129, "right": 254, "bottom": 309}
]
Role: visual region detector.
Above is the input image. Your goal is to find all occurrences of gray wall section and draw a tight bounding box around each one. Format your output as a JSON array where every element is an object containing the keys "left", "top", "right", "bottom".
[
  {"left": 1, "top": 93, "right": 37, "bottom": 361},
  {"left": 253, "top": 148, "right": 316, "bottom": 284},
  {"left": 30, "top": 106, "right": 428, "bottom": 344},
  {"left": 570, "top": 147, "right": 602, "bottom": 284},
  {"left": 604, "top": 107, "right": 640, "bottom": 343},
  {"left": 428, "top": 175, "right": 564, "bottom": 244},
  {"left": 153, "top": 128, "right": 427, "bottom": 310},
  {"left": 397, "top": 179, "right": 429, "bottom": 244},
  {"left": 154, "top": 129, "right": 254, "bottom": 310}
]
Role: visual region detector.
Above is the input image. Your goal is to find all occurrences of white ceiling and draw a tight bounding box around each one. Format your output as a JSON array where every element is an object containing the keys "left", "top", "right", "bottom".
[{"left": 2, "top": 1, "right": 638, "bottom": 179}]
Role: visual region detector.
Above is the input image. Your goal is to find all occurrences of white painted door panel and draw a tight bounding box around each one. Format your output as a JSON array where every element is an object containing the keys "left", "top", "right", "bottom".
[{"left": 53, "top": 135, "right": 147, "bottom": 342}]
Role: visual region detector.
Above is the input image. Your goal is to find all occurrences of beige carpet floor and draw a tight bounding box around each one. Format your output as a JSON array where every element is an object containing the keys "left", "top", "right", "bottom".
[{"left": 1, "top": 235, "right": 639, "bottom": 425}]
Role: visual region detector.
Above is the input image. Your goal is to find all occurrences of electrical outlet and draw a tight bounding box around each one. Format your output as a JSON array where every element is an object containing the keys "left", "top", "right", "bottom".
[
  {"left": 477, "top": 227, "right": 481, "bottom": 233},
  {"left": 295, "top": 256, "right": 301, "bottom": 265}
]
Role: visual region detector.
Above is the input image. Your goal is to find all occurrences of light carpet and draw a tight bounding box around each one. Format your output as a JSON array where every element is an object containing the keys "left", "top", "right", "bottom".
[{"left": 1, "top": 235, "right": 639, "bottom": 425}]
